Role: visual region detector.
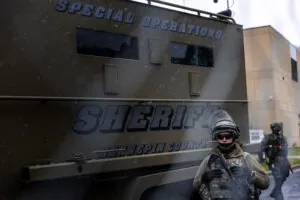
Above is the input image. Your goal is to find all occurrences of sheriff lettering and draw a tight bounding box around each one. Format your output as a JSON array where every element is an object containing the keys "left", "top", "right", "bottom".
[
  {"left": 97, "top": 140, "right": 204, "bottom": 158},
  {"left": 72, "top": 104, "right": 220, "bottom": 134}
]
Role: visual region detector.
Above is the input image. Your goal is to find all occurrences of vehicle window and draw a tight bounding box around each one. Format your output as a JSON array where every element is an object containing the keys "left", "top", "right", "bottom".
[
  {"left": 76, "top": 28, "right": 139, "bottom": 60},
  {"left": 170, "top": 42, "right": 214, "bottom": 67}
]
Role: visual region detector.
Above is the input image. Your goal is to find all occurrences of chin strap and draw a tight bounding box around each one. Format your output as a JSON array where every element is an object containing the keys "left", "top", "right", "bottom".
[{"left": 218, "top": 142, "right": 236, "bottom": 153}]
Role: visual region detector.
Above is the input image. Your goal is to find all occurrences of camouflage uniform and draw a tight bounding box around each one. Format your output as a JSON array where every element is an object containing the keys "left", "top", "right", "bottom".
[
  {"left": 193, "top": 110, "right": 269, "bottom": 200},
  {"left": 261, "top": 122, "right": 290, "bottom": 200},
  {"left": 193, "top": 144, "right": 269, "bottom": 200}
]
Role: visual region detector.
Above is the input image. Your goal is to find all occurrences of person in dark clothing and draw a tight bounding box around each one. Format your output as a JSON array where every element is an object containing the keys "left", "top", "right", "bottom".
[{"left": 261, "top": 122, "right": 291, "bottom": 200}]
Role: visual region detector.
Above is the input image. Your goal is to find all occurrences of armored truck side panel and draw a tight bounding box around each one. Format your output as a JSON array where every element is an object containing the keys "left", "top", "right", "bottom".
[{"left": 0, "top": 0, "right": 249, "bottom": 199}]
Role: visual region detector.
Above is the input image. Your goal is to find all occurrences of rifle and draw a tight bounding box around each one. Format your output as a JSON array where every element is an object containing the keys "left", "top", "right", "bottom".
[
  {"left": 289, "top": 164, "right": 294, "bottom": 174},
  {"left": 285, "top": 157, "right": 293, "bottom": 175},
  {"left": 218, "top": 154, "right": 252, "bottom": 200}
]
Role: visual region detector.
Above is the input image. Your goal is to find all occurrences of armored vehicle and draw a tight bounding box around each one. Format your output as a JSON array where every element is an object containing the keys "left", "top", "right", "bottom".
[{"left": 0, "top": 0, "right": 254, "bottom": 199}]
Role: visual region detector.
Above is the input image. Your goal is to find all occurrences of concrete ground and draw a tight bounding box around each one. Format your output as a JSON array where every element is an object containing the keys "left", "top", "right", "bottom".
[{"left": 261, "top": 169, "right": 300, "bottom": 200}]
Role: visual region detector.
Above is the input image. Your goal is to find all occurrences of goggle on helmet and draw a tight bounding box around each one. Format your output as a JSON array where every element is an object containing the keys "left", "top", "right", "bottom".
[{"left": 212, "top": 119, "right": 240, "bottom": 140}]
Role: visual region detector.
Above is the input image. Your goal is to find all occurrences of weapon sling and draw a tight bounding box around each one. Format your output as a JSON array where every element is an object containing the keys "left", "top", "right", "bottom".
[{"left": 218, "top": 154, "right": 252, "bottom": 199}]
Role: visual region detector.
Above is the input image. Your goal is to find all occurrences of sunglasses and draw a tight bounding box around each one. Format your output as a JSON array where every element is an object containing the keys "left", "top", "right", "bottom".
[{"left": 216, "top": 134, "right": 233, "bottom": 140}]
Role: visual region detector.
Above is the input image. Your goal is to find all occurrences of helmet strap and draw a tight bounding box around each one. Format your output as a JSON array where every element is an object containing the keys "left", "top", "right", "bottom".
[
  {"left": 216, "top": 135, "right": 237, "bottom": 153},
  {"left": 218, "top": 142, "right": 236, "bottom": 153}
]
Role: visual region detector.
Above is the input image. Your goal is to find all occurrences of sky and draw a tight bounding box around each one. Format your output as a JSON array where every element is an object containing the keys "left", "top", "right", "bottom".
[{"left": 136, "top": 0, "right": 300, "bottom": 47}]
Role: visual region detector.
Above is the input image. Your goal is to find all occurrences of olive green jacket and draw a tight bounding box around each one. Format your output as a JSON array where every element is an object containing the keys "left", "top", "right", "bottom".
[{"left": 193, "top": 143, "right": 269, "bottom": 197}]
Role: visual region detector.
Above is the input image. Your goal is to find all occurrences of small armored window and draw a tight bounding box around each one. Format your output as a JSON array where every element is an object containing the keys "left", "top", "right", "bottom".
[
  {"left": 76, "top": 28, "right": 139, "bottom": 60},
  {"left": 170, "top": 42, "right": 214, "bottom": 67}
]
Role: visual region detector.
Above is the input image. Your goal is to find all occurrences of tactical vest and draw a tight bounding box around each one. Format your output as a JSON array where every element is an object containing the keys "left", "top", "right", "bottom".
[
  {"left": 267, "top": 135, "right": 288, "bottom": 164},
  {"left": 206, "top": 152, "right": 256, "bottom": 200},
  {"left": 265, "top": 135, "right": 290, "bottom": 180}
]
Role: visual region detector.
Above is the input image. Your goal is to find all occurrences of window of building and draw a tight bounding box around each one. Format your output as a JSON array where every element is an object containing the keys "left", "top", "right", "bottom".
[
  {"left": 291, "top": 58, "right": 298, "bottom": 82},
  {"left": 76, "top": 28, "right": 139, "bottom": 60},
  {"left": 170, "top": 42, "right": 214, "bottom": 67}
]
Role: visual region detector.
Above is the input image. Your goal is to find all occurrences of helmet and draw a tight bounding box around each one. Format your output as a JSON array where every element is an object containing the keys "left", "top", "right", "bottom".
[
  {"left": 270, "top": 122, "right": 281, "bottom": 133},
  {"left": 209, "top": 109, "right": 240, "bottom": 140}
]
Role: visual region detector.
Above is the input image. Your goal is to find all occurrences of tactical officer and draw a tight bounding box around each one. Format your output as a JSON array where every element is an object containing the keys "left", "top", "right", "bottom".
[
  {"left": 261, "top": 122, "right": 290, "bottom": 200},
  {"left": 193, "top": 110, "right": 269, "bottom": 200}
]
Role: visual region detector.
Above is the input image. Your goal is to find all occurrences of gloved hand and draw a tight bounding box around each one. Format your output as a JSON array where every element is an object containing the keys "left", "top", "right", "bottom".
[
  {"left": 230, "top": 166, "right": 250, "bottom": 176},
  {"left": 230, "top": 166, "right": 252, "bottom": 182},
  {"left": 202, "top": 169, "right": 223, "bottom": 183}
]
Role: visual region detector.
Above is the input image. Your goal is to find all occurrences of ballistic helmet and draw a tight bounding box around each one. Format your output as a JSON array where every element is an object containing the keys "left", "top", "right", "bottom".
[{"left": 210, "top": 109, "right": 240, "bottom": 140}]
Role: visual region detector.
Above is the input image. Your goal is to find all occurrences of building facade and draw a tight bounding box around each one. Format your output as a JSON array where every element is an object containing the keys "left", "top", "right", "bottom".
[{"left": 244, "top": 26, "right": 300, "bottom": 146}]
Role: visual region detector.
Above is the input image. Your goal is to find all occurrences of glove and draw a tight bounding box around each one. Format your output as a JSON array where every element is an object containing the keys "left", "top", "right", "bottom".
[
  {"left": 230, "top": 166, "right": 251, "bottom": 176},
  {"left": 230, "top": 166, "right": 252, "bottom": 182},
  {"left": 202, "top": 169, "right": 223, "bottom": 183}
]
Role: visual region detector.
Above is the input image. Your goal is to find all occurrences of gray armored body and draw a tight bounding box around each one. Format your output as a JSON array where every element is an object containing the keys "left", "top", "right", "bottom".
[{"left": 0, "top": 0, "right": 256, "bottom": 199}]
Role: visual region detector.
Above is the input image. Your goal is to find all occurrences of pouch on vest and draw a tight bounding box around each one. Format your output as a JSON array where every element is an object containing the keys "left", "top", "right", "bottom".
[{"left": 207, "top": 153, "right": 253, "bottom": 200}]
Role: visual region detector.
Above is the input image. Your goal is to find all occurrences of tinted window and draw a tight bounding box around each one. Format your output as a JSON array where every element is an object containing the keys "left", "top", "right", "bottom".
[
  {"left": 291, "top": 58, "right": 298, "bottom": 82},
  {"left": 171, "top": 42, "right": 214, "bottom": 67},
  {"left": 76, "top": 28, "right": 139, "bottom": 60}
]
